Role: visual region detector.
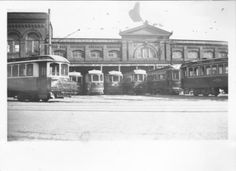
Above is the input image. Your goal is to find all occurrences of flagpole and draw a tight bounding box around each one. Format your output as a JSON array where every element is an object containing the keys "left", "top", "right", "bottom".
[{"left": 48, "top": 9, "right": 52, "bottom": 55}]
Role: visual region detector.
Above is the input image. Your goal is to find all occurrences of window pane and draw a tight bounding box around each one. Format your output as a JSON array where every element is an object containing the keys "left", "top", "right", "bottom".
[
  {"left": 206, "top": 66, "right": 211, "bottom": 75},
  {"left": 134, "top": 74, "right": 138, "bottom": 81},
  {"left": 194, "top": 67, "right": 199, "bottom": 76},
  {"left": 212, "top": 66, "right": 217, "bottom": 75},
  {"left": 224, "top": 65, "right": 228, "bottom": 74},
  {"left": 19, "top": 64, "right": 25, "bottom": 76},
  {"left": 26, "top": 64, "right": 33, "bottom": 76},
  {"left": 7, "top": 65, "right": 11, "bottom": 77},
  {"left": 50, "top": 63, "right": 59, "bottom": 76},
  {"left": 61, "top": 64, "right": 68, "bottom": 76},
  {"left": 218, "top": 65, "right": 223, "bottom": 74},
  {"left": 172, "top": 51, "right": 182, "bottom": 59},
  {"left": 109, "top": 75, "right": 112, "bottom": 82},
  {"left": 73, "top": 50, "right": 84, "bottom": 58},
  {"left": 12, "top": 65, "right": 18, "bottom": 77},
  {"left": 113, "top": 75, "right": 119, "bottom": 82},
  {"left": 93, "top": 74, "right": 99, "bottom": 81},
  {"left": 189, "top": 68, "right": 194, "bottom": 76},
  {"left": 203, "top": 51, "right": 213, "bottom": 59},
  {"left": 172, "top": 71, "right": 179, "bottom": 80},
  {"left": 139, "top": 74, "right": 144, "bottom": 81},
  {"left": 200, "top": 66, "right": 205, "bottom": 76},
  {"left": 188, "top": 51, "right": 198, "bottom": 59}
]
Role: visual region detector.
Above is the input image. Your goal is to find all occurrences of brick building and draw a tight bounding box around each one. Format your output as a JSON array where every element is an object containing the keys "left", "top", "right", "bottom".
[{"left": 7, "top": 12, "right": 228, "bottom": 75}]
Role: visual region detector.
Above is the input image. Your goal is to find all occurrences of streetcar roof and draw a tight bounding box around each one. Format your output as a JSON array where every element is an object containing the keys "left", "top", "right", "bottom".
[
  {"left": 69, "top": 71, "right": 82, "bottom": 77},
  {"left": 7, "top": 55, "right": 70, "bottom": 64},
  {"left": 88, "top": 69, "right": 103, "bottom": 74},
  {"left": 171, "top": 64, "right": 182, "bottom": 70},
  {"left": 108, "top": 70, "right": 123, "bottom": 76},
  {"left": 133, "top": 69, "right": 147, "bottom": 74},
  {"left": 181, "top": 57, "right": 228, "bottom": 67}
]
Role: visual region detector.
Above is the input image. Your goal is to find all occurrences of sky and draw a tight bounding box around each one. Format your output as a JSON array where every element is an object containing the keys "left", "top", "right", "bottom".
[{"left": 4, "top": 1, "right": 236, "bottom": 42}]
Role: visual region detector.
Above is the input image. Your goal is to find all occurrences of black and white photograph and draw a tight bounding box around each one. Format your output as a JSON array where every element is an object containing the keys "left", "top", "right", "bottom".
[{"left": 1, "top": 1, "right": 236, "bottom": 171}]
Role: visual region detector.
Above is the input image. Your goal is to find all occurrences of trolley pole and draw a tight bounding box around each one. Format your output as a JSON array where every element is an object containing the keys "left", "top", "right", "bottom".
[{"left": 48, "top": 9, "right": 52, "bottom": 55}]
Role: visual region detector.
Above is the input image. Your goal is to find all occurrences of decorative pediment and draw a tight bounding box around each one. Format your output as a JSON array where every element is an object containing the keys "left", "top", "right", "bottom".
[{"left": 119, "top": 21, "right": 172, "bottom": 39}]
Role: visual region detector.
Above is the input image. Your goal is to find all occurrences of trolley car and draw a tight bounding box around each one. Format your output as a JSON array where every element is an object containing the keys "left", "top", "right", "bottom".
[
  {"left": 104, "top": 70, "right": 123, "bottom": 94},
  {"left": 7, "top": 55, "right": 78, "bottom": 101},
  {"left": 147, "top": 65, "right": 182, "bottom": 95},
  {"left": 180, "top": 57, "right": 228, "bottom": 96},
  {"left": 69, "top": 71, "right": 83, "bottom": 95},
  {"left": 122, "top": 69, "right": 147, "bottom": 95},
  {"left": 85, "top": 69, "right": 104, "bottom": 95}
]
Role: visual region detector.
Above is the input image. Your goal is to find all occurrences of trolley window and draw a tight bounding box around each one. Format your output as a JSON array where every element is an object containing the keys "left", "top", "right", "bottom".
[
  {"left": 199, "top": 66, "right": 205, "bottom": 76},
  {"left": 70, "top": 76, "right": 77, "bottom": 82},
  {"left": 194, "top": 67, "right": 199, "bottom": 76},
  {"left": 212, "top": 65, "right": 217, "bottom": 75},
  {"left": 61, "top": 64, "right": 68, "bottom": 76},
  {"left": 113, "top": 75, "right": 119, "bottom": 82},
  {"left": 100, "top": 74, "right": 103, "bottom": 81},
  {"left": 160, "top": 74, "right": 165, "bottom": 80},
  {"left": 172, "top": 71, "right": 179, "bottom": 80},
  {"left": 26, "top": 64, "right": 33, "bottom": 76},
  {"left": 218, "top": 65, "right": 223, "bottom": 74},
  {"left": 206, "top": 66, "right": 211, "bottom": 75},
  {"left": 50, "top": 63, "right": 59, "bottom": 76},
  {"left": 19, "top": 64, "right": 26, "bottom": 76},
  {"left": 93, "top": 74, "right": 99, "bottom": 81},
  {"left": 108, "top": 75, "right": 112, "bottom": 82},
  {"left": 7, "top": 65, "right": 12, "bottom": 77},
  {"left": 224, "top": 64, "right": 228, "bottom": 74},
  {"left": 189, "top": 68, "right": 194, "bottom": 77},
  {"left": 12, "top": 65, "right": 18, "bottom": 77}
]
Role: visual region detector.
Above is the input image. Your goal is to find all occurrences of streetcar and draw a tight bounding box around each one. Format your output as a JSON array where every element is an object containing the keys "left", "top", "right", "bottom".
[
  {"left": 180, "top": 57, "right": 228, "bottom": 96},
  {"left": 85, "top": 69, "right": 104, "bottom": 95},
  {"left": 69, "top": 71, "right": 83, "bottom": 95},
  {"left": 104, "top": 70, "right": 123, "bottom": 95},
  {"left": 7, "top": 55, "right": 78, "bottom": 102},
  {"left": 122, "top": 69, "right": 147, "bottom": 95},
  {"left": 147, "top": 64, "right": 182, "bottom": 95}
]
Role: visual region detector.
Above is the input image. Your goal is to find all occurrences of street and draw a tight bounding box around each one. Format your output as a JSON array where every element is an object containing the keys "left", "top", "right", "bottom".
[{"left": 8, "top": 95, "right": 228, "bottom": 141}]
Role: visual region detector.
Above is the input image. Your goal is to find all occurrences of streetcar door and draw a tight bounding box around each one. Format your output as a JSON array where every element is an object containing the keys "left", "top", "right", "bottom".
[
  {"left": 38, "top": 62, "right": 48, "bottom": 94},
  {"left": 39, "top": 62, "right": 47, "bottom": 77}
]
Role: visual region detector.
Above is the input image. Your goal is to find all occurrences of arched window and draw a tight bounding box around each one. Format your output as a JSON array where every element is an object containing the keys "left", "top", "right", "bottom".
[
  {"left": 108, "top": 50, "right": 120, "bottom": 58},
  {"left": 203, "top": 51, "right": 214, "bottom": 59},
  {"left": 90, "top": 50, "right": 102, "bottom": 58},
  {"left": 187, "top": 51, "right": 199, "bottom": 59},
  {"left": 25, "top": 32, "right": 40, "bottom": 56},
  {"left": 53, "top": 50, "right": 66, "bottom": 58},
  {"left": 72, "top": 50, "right": 84, "bottom": 58},
  {"left": 218, "top": 52, "right": 227, "bottom": 58},
  {"left": 172, "top": 51, "right": 183, "bottom": 59},
  {"left": 8, "top": 33, "right": 20, "bottom": 58},
  {"left": 134, "top": 46, "right": 157, "bottom": 59}
]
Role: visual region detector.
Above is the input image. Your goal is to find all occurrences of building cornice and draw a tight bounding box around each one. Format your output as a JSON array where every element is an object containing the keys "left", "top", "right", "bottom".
[{"left": 8, "top": 23, "right": 46, "bottom": 29}]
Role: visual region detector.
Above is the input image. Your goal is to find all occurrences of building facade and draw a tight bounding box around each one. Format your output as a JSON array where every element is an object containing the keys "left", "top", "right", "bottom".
[
  {"left": 7, "top": 12, "right": 228, "bottom": 75},
  {"left": 7, "top": 12, "right": 52, "bottom": 59}
]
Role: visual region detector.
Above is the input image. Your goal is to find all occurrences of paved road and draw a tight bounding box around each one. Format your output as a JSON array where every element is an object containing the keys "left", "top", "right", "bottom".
[{"left": 8, "top": 95, "right": 228, "bottom": 141}]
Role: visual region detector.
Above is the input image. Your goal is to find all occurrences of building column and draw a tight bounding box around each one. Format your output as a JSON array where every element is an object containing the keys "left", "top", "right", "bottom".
[
  {"left": 100, "top": 65, "right": 103, "bottom": 72},
  {"left": 118, "top": 65, "right": 121, "bottom": 72},
  {"left": 121, "top": 41, "right": 127, "bottom": 61}
]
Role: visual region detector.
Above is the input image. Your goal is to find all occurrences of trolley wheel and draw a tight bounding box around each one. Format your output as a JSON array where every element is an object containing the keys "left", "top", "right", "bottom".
[
  {"left": 212, "top": 88, "right": 219, "bottom": 97},
  {"left": 42, "top": 98, "right": 49, "bottom": 102},
  {"left": 193, "top": 91, "right": 199, "bottom": 96},
  {"left": 17, "top": 94, "right": 25, "bottom": 102}
]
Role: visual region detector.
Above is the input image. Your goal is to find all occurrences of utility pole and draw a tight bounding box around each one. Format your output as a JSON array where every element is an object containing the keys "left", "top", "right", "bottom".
[{"left": 48, "top": 9, "right": 52, "bottom": 55}]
